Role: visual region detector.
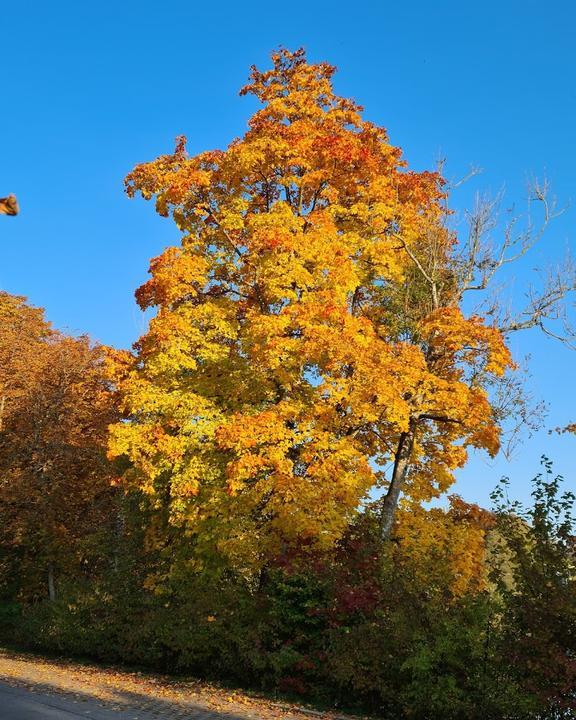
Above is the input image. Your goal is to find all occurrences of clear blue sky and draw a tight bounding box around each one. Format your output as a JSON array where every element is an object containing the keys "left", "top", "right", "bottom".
[{"left": 1, "top": 0, "right": 574, "bottom": 507}]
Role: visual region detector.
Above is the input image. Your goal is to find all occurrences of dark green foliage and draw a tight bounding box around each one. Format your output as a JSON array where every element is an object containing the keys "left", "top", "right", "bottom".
[
  {"left": 1, "top": 465, "right": 575, "bottom": 719},
  {"left": 490, "top": 458, "right": 576, "bottom": 717}
]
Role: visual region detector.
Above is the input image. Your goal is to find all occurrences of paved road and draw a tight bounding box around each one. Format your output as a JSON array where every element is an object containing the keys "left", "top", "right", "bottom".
[
  {"left": 0, "top": 680, "right": 248, "bottom": 720},
  {"left": 0, "top": 681, "right": 132, "bottom": 718}
]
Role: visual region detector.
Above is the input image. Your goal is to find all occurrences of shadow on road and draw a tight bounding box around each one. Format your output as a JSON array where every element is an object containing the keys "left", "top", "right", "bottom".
[{"left": 0, "top": 675, "right": 263, "bottom": 719}]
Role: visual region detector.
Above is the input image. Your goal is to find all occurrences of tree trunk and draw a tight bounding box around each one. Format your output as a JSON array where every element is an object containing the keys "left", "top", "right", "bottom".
[
  {"left": 380, "top": 421, "right": 416, "bottom": 539},
  {"left": 47, "top": 562, "right": 56, "bottom": 602}
]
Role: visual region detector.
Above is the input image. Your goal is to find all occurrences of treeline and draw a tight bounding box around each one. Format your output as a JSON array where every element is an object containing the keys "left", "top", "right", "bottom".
[{"left": 0, "top": 292, "right": 574, "bottom": 719}]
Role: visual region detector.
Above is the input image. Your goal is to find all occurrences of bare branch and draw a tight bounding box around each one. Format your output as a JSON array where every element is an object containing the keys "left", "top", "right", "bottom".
[
  {"left": 485, "top": 360, "right": 548, "bottom": 458},
  {"left": 417, "top": 413, "right": 463, "bottom": 424},
  {"left": 391, "top": 233, "right": 439, "bottom": 308},
  {"left": 498, "top": 261, "right": 576, "bottom": 347},
  {"left": 456, "top": 178, "right": 565, "bottom": 298},
  {"left": 451, "top": 165, "right": 483, "bottom": 190}
]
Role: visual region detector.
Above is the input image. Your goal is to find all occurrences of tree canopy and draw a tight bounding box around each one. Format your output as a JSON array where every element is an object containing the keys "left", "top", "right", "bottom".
[{"left": 109, "top": 49, "right": 513, "bottom": 566}]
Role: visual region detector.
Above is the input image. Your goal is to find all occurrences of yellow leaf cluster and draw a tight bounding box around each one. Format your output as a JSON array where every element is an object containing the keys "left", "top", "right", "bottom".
[
  {"left": 108, "top": 49, "right": 515, "bottom": 566},
  {"left": 395, "top": 496, "right": 496, "bottom": 597}
]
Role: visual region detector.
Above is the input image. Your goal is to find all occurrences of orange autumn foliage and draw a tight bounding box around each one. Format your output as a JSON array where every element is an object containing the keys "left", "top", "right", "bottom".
[
  {"left": 109, "top": 49, "right": 513, "bottom": 566},
  {"left": 395, "top": 496, "right": 496, "bottom": 597},
  {"left": 0, "top": 292, "right": 116, "bottom": 597}
]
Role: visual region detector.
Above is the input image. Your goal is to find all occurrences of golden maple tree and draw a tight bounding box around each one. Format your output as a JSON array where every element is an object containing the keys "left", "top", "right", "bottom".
[{"left": 109, "top": 49, "right": 513, "bottom": 566}]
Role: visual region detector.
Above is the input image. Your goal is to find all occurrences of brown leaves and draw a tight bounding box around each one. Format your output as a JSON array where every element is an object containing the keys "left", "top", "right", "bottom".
[
  {"left": 0, "top": 193, "right": 19, "bottom": 215},
  {"left": 0, "top": 292, "right": 117, "bottom": 598}
]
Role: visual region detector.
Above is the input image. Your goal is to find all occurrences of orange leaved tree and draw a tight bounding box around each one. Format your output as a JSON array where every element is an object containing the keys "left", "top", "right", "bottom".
[
  {"left": 0, "top": 292, "right": 116, "bottom": 600},
  {"left": 109, "top": 49, "right": 515, "bottom": 567}
]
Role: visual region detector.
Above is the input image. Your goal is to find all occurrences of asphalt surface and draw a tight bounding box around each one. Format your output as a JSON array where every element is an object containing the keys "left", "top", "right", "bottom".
[
  {"left": 0, "top": 680, "right": 156, "bottom": 719},
  {"left": 0, "top": 680, "right": 250, "bottom": 720}
]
